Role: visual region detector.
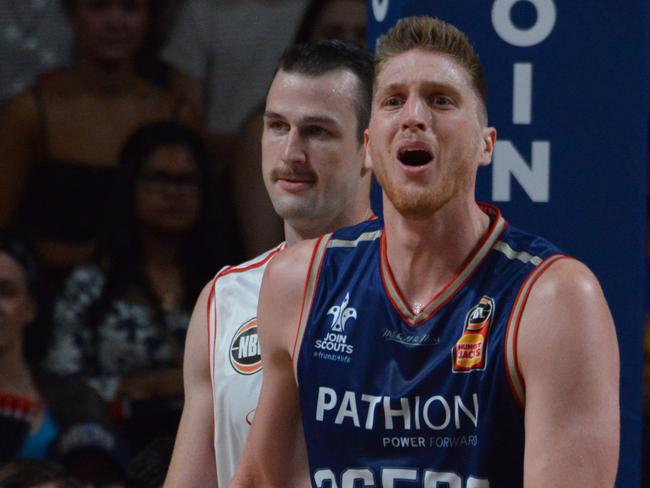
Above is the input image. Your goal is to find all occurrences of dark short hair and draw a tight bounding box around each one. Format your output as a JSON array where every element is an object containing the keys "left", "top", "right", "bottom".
[{"left": 277, "top": 40, "right": 373, "bottom": 143}]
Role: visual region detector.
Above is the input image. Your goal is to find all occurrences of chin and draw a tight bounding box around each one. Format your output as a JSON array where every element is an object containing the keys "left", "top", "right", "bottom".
[
  {"left": 389, "top": 187, "right": 453, "bottom": 220},
  {"left": 272, "top": 198, "right": 317, "bottom": 221}
]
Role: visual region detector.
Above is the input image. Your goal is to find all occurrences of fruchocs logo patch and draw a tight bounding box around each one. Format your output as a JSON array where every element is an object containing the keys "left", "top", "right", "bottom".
[
  {"left": 229, "top": 318, "right": 262, "bottom": 375},
  {"left": 452, "top": 296, "right": 494, "bottom": 372}
]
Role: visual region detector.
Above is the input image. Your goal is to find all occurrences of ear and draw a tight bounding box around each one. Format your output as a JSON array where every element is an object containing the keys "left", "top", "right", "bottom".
[
  {"left": 478, "top": 126, "right": 497, "bottom": 167},
  {"left": 363, "top": 129, "right": 374, "bottom": 171},
  {"left": 356, "top": 143, "right": 371, "bottom": 177}
]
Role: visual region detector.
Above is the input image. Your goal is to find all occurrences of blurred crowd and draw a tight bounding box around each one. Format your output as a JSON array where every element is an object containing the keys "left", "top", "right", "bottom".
[{"left": 0, "top": 0, "right": 366, "bottom": 486}]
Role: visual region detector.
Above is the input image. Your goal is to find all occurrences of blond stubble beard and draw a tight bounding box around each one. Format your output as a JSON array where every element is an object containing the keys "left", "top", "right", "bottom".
[{"left": 373, "top": 157, "right": 476, "bottom": 220}]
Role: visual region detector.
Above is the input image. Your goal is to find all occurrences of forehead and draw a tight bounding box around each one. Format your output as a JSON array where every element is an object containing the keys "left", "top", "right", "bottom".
[
  {"left": 266, "top": 69, "right": 360, "bottom": 123},
  {"left": 375, "top": 49, "right": 474, "bottom": 97}
]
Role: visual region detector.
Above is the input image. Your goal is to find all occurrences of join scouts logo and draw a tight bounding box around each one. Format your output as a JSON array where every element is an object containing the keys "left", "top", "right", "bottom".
[
  {"left": 313, "top": 292, "right": 357, "bottom": 361},
  {"left": 229, "top": 318, "right": 262, "bottom": 375},
  {"left": 452, "top": 296, "right": 494, "bottom": 372},
  {"left": 327, "top": 292, "right": 357, "bottom": 332}
]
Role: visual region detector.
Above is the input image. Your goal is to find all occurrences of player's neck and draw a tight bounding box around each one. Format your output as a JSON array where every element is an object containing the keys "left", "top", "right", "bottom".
[
  {"left": 382, "top": 198, "right": 490, "bottom": 310},
  {"left": 284, "top": 203, "right": 372, "bottom": 247}
]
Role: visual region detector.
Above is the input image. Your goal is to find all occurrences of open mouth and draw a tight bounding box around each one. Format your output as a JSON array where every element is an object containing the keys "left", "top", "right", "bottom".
[{"left": 398, "top": 148, "right": 433, "bottom": 167}]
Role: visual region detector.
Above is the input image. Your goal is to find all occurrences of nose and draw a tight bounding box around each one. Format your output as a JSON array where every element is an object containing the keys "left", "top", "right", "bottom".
[
  {"left": 281, "top": 128, "right": 307, "bottom": 165},
  {"left": 400, "top": 96, "right": 428, "bottom": 132}
]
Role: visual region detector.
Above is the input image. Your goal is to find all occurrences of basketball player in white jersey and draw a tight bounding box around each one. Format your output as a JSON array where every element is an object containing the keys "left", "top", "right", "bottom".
[{"left": 163, "top": 40, "right": 374, "bottom": 487}]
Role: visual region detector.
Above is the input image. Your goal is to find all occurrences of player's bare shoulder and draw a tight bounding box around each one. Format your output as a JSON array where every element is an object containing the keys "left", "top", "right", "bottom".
[
  {"left": 258, "top": 235, "right": 331, "bottom": 353},
  {"left": 262, "top": 236, "right": 329, "bottom": 298},
  {"left": 518, "top": 257, "right": 618, "bottom": 377},
  {"left": 527, "top": 258, "right": 612, "bottom": 322}
]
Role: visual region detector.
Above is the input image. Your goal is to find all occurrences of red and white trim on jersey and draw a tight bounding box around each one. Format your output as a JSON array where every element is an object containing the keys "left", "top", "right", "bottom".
[
  {"left": 504, "top": 253, "right": 569, "bottom": 407},
  {"left": 208, "top": 242, "right": 286, "bottom": 486},
  {"left": 207, "top": 273, "right": 220, "bottom": 387},
  {"left": 207, "top": 243, "right": 286, "bottom": 382},
  {"left": 292, "top": 234, "right": 332, "bottom": 381},
  {"left": 380, "top": 205, "right": 507, "bottom": 327},
  {"left": 216, "top": 243, "right": 286, "bottom": 279}
]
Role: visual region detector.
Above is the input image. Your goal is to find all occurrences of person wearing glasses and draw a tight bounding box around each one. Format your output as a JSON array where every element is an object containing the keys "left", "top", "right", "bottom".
[{"left": 44, "top": 121, "right": 234, "bottom": 453}]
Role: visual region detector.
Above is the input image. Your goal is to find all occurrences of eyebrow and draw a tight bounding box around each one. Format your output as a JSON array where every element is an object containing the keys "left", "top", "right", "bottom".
[
  {"left": 377, "top": 81, "right": 463, "bottom": 98},
  {"left": 263, "top": 111, "right": 341, "bottom": 128}
]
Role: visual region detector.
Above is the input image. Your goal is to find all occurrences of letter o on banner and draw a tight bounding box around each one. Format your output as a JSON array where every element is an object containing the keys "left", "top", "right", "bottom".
[
  {"left": 372, "top": 0, "right": 389, "bottom": 22},
  {"left": 492, "top": 0, "right": 557, "bottom": 47}
]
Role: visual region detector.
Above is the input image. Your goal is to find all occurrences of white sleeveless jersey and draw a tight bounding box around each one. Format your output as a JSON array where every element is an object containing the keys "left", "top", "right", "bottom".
[{"left": 208, "top": 243, "right": 285, "bottom": 487}]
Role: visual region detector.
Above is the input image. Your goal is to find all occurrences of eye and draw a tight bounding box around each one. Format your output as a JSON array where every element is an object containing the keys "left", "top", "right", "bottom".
[
  {"left": 268, "top": 120, "right": 289, "bottom": 132},
  {"left": 304, "top": 126, "right": 331, "bottom": 138},
  {"left": 382, "top": 96, "right": 404, "bottom": 109},
  {"left": 431, "top": 95, "right": 454, "bottom": 107}
]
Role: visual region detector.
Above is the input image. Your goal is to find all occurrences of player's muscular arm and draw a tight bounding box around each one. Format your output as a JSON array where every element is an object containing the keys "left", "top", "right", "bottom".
[
  {"left": 519, "top": 258, "right": 619, "bottom": 487},
  {"left": 165, "top": 281, "right": 218, "bottom": 487},
  {"left": 231, "top": 243, "right": 314, "bottom": 488}
]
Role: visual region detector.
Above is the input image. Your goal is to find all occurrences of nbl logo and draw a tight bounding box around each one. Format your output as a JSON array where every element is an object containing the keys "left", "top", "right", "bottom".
[{"left": 229, "top": 318, "right": 262, "bottom": 375}]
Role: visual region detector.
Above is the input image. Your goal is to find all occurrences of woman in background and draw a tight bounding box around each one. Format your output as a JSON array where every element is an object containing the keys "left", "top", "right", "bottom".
[
  {"left": 0, "top": 0, "right": 195, "bottom": 281},
  {"left": 44, "top": 121, "right": 234, "bottom": 453},
  {"left": 0, "top": 232, "right": 115, "bottom": 470}
]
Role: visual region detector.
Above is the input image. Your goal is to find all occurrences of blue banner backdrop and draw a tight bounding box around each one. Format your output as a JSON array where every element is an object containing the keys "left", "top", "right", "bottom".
[{"left": 368, "top": 1, "right": 648, "bottom": 485}]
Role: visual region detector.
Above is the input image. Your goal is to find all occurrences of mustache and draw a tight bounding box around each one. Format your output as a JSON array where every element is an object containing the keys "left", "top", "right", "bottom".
[{"left": 271, "top": 167, "right": 317, "bottom": 182}]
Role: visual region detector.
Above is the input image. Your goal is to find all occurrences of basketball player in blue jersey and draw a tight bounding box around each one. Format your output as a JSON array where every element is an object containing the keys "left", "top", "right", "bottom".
[
  {"left": 163, "top": 41, "right": 374, "bottom": 487},
  {"left": 232, "top": 16, "right": 620, "bottom": 488}
]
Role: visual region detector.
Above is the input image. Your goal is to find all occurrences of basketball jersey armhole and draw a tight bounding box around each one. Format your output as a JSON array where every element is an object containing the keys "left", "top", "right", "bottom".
[
  {"left": 292, "top": 234, "right": 333, "bottom": 383},
  {"left": 504, "top": 253, "right": 570, "bottom": 408},
  {"left": 207, "top": 273, "right": 223, "bottom": 394},
  {"left": 206, "top": 243, "right": 286, "bottom": 382}
]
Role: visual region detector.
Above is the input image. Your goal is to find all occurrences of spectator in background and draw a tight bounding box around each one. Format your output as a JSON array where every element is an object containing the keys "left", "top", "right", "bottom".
[
  {"left": 160, "top": 0, "right": 308, "bottom": 166},
  {"left": 295, "top": 0, "right": 367, "bottom": 48},
  {"left": 52, "top": 422, "right": 129, "bottom": 487},
  {"left": 136, "top": 0, "right": 188, "bottom": 88},
  {"left": 0, "top": 0, "right": 73, "bottom": 108},
  {"left": 0, "top": 232, "right": 43, "bottom": 464},
  {"left": 44, "top": 121, "right": 234, "bottom": 454},
  {"left": 231, "top": 0, "right": 369, "bottom": 258},
  {"left": 0, "top": 232, "right": 115, "bottom": 468},
  {"left": 0, "top": 0, "right": 195, "bottom": 284}
]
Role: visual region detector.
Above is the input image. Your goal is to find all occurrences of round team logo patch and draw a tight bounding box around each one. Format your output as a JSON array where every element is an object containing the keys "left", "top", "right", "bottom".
[
  {"left": 229, "top": 318, "right": 262, "bottom": 375},
  {"left": 465, "top": 297, "right": 493, "bottom": 331}
]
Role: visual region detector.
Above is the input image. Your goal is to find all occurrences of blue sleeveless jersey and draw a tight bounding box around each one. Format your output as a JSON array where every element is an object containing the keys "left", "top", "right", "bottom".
[{"left": 294, "top": 205, "right": 566, "bottom": 488}]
